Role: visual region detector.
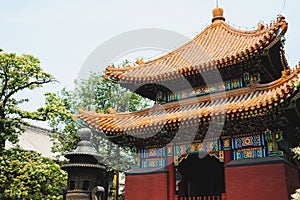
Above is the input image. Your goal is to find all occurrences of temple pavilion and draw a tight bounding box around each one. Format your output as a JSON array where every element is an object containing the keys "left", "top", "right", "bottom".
[{"left": 77, "top": 7, "right": 300, "bottom": 200}]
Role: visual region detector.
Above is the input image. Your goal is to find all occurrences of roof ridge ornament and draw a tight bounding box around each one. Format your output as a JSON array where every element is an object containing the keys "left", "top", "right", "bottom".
[
  {"left": 136, "top": 58, "right": 145, "bottom": 65},
  {"left": 212, "top": 7, "right": 225, "bottom": 23}
]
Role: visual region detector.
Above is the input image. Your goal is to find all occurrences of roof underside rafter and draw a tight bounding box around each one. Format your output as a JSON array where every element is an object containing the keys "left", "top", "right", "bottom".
[{"left": 78, "top": 67, "right": 300, "bottom": 139}]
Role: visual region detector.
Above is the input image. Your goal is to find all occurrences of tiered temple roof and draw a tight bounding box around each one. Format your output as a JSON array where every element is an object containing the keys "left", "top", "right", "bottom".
[{"left": 77, "top": 8, "right": 300, "bottom": 148}]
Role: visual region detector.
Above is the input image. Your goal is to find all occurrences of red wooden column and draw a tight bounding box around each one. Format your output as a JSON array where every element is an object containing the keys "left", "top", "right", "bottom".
[
  {"left": 167, "top": 155, "right": 176, "bottom": 200},
  {"left": 222, "top": 138, "right": 231, "bottom": 199},
  {"left": 223, "top": 150, "right": 232, "bottom": 164},
  {"left": 222, "top": 139, "right": 232, "bottom": 164}
]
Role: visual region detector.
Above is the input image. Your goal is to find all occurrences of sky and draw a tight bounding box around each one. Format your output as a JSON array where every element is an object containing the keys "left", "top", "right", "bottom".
[{"left": 0, "top": 0, "right": 299, "bottom": 113}]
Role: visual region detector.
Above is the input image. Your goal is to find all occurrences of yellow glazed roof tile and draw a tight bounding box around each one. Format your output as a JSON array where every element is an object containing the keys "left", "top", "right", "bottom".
[{"left": 105, "top": 12, "right": 288, "bottom": 83}]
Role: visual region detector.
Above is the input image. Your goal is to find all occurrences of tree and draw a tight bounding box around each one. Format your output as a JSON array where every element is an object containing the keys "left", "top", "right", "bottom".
[
  {"left": 46, "top": 71, "right": 151, "bottom": 172},
  {"left": 0, "top": 148, "right": 67, "bottom": 199},
  {"left": 0, "top": 49, "right": 55, "bottom": 150},
  {"left": 38, "top": 91, "right": 79, "bottom": 157}
]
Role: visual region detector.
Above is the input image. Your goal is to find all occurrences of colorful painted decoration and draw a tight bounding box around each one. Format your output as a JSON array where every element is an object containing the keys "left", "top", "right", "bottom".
[
  {"left": 174, "top": 145, "right": 189, "bottom": 156},
  {"left": 166, "top": 146, "right": 174, "bottom": 156},
  {"left": 158, "top": 74, "right": 261, "bottom": 103},
  {"left": 174, "top": 140, "right": 220, "bottom": 156},
  {"left": 141, "top": 147, "right": 165, "bottom": 159},
  {"left": 222, "top": 139, "right": 231, "bottom": 150},
  {"left": 132, "top": 133, "right": 280, "bottom": 168},
  {"left": 233, "top": 147, "right": 267, "bottom": 160},
  {"left": 219, "top": 150, "right": 224, "bottom": 162},
  {"left": 142, "top": 158, "right": 166, "bottom": 168},
  {"left": 231, "top": 135, "right": 265, "bottom": 149},
  {"left": 136, "top": 147, "right": 167, "bottom": 168},
  {"left": 264, "top": 130, "right": 284, "bottom": 156},
  {"left": 188, "top": 143, "right": 204, "bottom": 154}
]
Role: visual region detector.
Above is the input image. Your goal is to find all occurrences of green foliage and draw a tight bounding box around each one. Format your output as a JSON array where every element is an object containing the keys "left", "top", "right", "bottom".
[
  {"left": 0, "top": 50, "right": 55, "bottom": 149},
  {"left": 73, "top": 72, "right": 149, "bottom": 113},
  {"left": 0, "top": 148, "right": 67, "bottom": 199},
  {"left": 38, "top": 91, "right": 79, "bottom": 156},
  {"left": 91, "top": 133, "right": 136, "bottom": 172},
  {"left": 46, "top": 71, "right": 151, "bottom": 172}
]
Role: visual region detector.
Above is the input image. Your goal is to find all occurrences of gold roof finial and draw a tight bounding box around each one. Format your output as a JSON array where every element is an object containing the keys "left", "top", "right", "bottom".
[{"left": 212, "top": 7, "right": 225, "bottom": 23}]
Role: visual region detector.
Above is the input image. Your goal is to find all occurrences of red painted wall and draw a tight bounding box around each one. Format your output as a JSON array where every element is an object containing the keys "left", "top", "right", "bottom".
[
  {"left": 225, "top": 162, "right": 299, "bottom": 200},
  {"left": 125, "top": 172, "right": 168, "bottom": 200},
  {"left": 285, "top": 164, "right": 300, "bottom": 196}
]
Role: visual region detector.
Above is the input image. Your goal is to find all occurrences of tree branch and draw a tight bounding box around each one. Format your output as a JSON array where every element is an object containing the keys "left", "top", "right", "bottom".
[
  {"left": 3, "top": 79, "right": 54, "bottom": 107},
  {"left": 0, "top": 62, "right": 9, "bottom": 101},
  {"left": 14, "top": 108, "right": 47, "bottom": 121}
]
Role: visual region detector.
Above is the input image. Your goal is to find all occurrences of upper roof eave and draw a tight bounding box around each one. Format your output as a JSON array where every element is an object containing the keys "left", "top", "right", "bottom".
[{"left": 105, "top": 14, "right": 288, "bottom": 84}]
